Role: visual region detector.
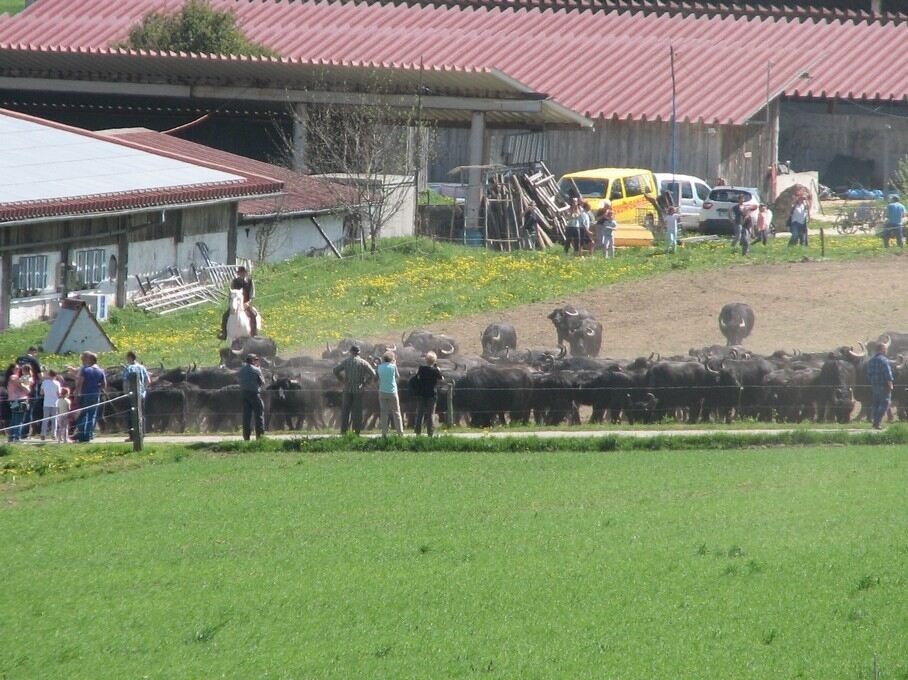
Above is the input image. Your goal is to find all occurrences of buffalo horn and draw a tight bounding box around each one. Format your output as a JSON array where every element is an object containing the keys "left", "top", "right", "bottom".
[
  {"left": 728, "top": 349, "right": 738, "bottom": 359},
  {"left": 401, "top": 331, "right": 408, "bottom": 344},
  {"left": 191, "top": 362, "right": 197, "bottom": 372},
  {"left": 655, "top": 353, "right": 661, "bottom": 361},
  {"left": 439, "top": 342, "right": 454, "bottom": 356},
  {"left": 739, "top": 319, "right": 746, "bottom": 327},
  {"left": 564, "top": 306, "right": 578, "bottom": 316},
  {"left": 896, "top": 354, "right": 906, "bottom": 368},
  {"left": 882, "top": 334, "right": 892, "bottom": 346},
  {"left": 493, "top": 331, "right": 501, "bottom": 341},
  {"left": 558, "top": 345, "right": 567, "bottom": 359},
  {"left": 585, "top": 327, "right": 595, "bottom": 336},
  {"left": 159, "top": 361, "right": 165, "bottom": 371},
  {"left": 648, "top": 352, "right": 655, "bottom": 361},
  {"left": 505, "top": 346, "right": 511, "bottom": 359},
  {"left": 704, "top": 361, "right": 720, "bottom": 374},
  {"left": 719, "top": 318, "right": 727, "bottom": 328},
  {"left": 859, "top": 342, "right": 866, "bottom": 353},
  {"left": 387, "top": 343, "right": 397, "bottom": 352}
]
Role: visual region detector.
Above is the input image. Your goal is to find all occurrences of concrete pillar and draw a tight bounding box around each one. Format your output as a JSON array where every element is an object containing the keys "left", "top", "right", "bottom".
[
  {"left": 292, "top": 103, "right": 308, "bottom": 173},
  {"left": 116, "top": 229, "right": 129, "bottom": 308},
  {"left": 465, "top": 111, "right": 486, "bottom": 230},
  {"left": 0, "top": 251, "right": 10, "bottom": 331},
  {"left": 227, "top": 202, "right": 239, "bottom": 266}
]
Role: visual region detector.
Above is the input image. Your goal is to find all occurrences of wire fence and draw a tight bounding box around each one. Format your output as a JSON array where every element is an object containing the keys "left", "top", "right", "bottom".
[{"left": 0, "top": 381, "right": 889, "bottom": 437}]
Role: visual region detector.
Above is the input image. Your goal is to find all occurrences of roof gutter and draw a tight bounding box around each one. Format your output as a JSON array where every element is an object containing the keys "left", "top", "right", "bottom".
[{"left": 0, "top": 192, "right": 285, "bottom": 227}]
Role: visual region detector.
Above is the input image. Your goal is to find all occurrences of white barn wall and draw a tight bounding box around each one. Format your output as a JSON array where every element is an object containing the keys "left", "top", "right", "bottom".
[{"left": 237, "top": 214, "right": 346, "bottom": 262}]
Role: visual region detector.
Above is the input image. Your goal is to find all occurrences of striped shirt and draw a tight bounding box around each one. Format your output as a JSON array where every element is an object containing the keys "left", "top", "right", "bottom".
[
  {"left": 866, "top": 353, "right": 893, "bottom": 391},
  {"left": 333, "top": 355, "right": 376, "bottom": 393}
]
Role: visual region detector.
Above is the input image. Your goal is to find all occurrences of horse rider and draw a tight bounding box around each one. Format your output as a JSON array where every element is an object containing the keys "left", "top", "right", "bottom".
[{"left": 219, "top": 265, "right": 259, "bottom": 339}]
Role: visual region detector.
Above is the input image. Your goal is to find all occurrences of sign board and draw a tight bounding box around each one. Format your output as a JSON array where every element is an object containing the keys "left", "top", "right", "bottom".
[{"left": 44, "top": 299, "right": 115, "bottom": 355}]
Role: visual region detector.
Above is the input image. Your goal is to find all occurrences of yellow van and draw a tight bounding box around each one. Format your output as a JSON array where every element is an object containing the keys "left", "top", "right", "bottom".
[{"left": 558, "top": 168, "right": 659, "bottom": 224}]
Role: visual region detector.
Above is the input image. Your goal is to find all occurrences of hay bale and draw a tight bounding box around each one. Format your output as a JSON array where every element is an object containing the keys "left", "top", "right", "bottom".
[{"left": 772, "top": 183, "right": 811, "bottom": 224}]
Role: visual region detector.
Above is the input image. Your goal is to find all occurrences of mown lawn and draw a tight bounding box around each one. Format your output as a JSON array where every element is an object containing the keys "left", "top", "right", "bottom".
[
  {"left": 1, "top": 442, "right": 907, "bottom": 678},
  {"left": 0, "top": 234, "right": 894, "bottom": 370}
]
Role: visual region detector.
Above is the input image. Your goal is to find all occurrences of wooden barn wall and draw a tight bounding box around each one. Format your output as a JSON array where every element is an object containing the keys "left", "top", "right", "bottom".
[
  {"left": 429, "top": 119, "right": 768, "bottom": 189},
  {"left": 779, "top": 103, "right": 908, "bottom": 188}
]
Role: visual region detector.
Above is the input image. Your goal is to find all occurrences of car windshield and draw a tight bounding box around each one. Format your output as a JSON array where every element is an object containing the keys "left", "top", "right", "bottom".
[
  {"left": 560, "top": 178, "right": 607, "bottom": 199},
  {"left": 709, "top": 189, "right": 754, "bottom": 203}
]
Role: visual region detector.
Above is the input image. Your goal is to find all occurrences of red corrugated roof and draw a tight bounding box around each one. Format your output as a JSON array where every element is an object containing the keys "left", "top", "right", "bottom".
[
  {"left": 0, "top": 108, "right": 283, "bottom": 223},
  {"left": 101, "top": 128, "right": 355, "bottom": 217},
  {"left": 0, "top": 0, "right": 906, "bottom": 123}
]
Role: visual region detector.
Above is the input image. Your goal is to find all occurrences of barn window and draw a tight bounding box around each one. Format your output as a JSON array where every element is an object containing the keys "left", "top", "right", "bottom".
[
  {"left": 108, "top": 255, "right": 117, "bottom": 281},
  {"left": 12, "top": 255, "right": 48, "bottom": 297},
  {"left": 75, "top": 249, "right": 106, "bottom": 289}
]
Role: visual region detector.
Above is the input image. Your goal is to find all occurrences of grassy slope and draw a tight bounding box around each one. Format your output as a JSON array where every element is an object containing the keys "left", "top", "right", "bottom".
[
  {"left": 1, "top": 444, "right": 907, "bottom": 678},
  {"left": 0, "top": 235, "right": 892, "bottom": 370}
]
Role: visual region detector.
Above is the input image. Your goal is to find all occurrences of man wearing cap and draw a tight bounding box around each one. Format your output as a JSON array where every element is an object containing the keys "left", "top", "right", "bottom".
[
  {"left": 882, "top": 194, "right": 906, "bottom": 249},
  {"left": 332, "top": 345, "right": 376, "bottom": 435},
  {"left": 238, "top": 353, "right": 266, "bottom": 440},
  {"left": 219, "top": 265, "right": 259, "bottom": 339},
  {"left": 866, "top": 340, "right": 894, "bottom": 430}
]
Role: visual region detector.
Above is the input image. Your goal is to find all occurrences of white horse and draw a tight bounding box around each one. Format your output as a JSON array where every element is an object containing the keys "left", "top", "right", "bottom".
[{"left": 225, "top": 288, "right": 252, "bottom": 344}]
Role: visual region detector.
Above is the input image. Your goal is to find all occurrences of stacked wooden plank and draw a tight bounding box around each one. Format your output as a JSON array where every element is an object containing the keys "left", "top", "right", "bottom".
[{"left": 485, "top": 162, "right": 569, "bottom": 250}]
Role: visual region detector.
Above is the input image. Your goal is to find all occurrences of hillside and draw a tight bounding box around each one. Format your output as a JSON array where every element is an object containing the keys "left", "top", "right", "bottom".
[{"left": 0, "top": 237, "right": 901, "bottom": 367}]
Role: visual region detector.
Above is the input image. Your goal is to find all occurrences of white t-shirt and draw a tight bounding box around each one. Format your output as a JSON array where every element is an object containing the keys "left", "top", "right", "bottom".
[
  {"left": 42, "top": 378, "right": 61, "bottom": 406},
  {"left": 791, "top": 203, "right": 808, "bottom": 224}
]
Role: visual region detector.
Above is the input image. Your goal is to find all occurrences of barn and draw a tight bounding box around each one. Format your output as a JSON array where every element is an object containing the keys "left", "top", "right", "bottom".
[
  {"left": 0, "top": 0, "right": 907, "bottom": 211},
  {"left": 0, "top": 108, "right": 284, "bottom": 329}
]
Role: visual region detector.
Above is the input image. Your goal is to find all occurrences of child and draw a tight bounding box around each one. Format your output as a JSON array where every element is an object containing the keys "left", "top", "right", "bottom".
[
  {"left": 56, "top": 387, "right": 71, "bottom": 444},
  {"left": 40, "top": 369, "right": 62, "bottom": 441},
  {"left": 664, "top": 206, "right": 680, "bottom": 254},
  {"left": 595, "top": 202, "right": 617, "bottom": 258}
]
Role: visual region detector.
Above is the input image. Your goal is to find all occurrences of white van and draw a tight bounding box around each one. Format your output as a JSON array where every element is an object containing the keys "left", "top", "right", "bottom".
[{"left": 654, "top": 173, "right": 711, "bottom": 230}]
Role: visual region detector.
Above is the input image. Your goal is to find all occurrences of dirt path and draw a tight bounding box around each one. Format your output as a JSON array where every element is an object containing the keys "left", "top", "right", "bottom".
[{"left": 417, "top": 258, "right": 908, "bottom": 358}]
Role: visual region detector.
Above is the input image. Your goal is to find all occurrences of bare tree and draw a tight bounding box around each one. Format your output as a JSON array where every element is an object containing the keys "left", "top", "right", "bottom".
[{"left": 276, "top": 79, "right": 431, "bottom": 253}]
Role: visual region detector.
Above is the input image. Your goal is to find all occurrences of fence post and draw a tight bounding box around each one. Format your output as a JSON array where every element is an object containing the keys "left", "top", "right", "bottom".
[
  {"left": 446, "top": 380, "right": 455, "bottom": 427},
  {"left": 127, "top": 372, "right": 144, "bottom": 452},
  {"left": 820, "top": 226, "right": 825, "bottom": 257}
]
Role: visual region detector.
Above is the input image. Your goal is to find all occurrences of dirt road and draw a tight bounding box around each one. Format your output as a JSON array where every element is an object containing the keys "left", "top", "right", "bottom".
[{"left": 421, "top": 258, "right": 907, "bottom": 358}]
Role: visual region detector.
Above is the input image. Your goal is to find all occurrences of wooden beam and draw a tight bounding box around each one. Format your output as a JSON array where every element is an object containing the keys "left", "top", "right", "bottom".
[{"left": 226, "top": 202, "right": 238, "bottom": 265}]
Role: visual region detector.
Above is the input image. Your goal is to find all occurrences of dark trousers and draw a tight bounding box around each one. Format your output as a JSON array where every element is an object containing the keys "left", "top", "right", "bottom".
[
  {"left": 242, "top": 390, "right": 265, "bottom": 440},
  {"left": 740, "top": 229, "right": 751, "bottom": 255},
  {"left": 340, "top": 391, "right": 364, "bottom": 434},
  {"left": 414, "top": 395, "right": 437, "bottom": 435},
  {"left": 882, "top": 225, "right": 905, "bottom": 248},
  {"left": 871, "top": 389, "right": 891, "bottom": 427},
  {"left": 757, "top": 229, "right": 768, "bottom": 245},
  {"left": 564, "top": 227, "right": 581, "bottom": 254}
]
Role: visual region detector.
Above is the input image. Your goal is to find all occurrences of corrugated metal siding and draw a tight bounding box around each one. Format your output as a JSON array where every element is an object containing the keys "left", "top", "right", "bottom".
[{"left": 1, "top": 1, "right": 907, "bottom": 123}]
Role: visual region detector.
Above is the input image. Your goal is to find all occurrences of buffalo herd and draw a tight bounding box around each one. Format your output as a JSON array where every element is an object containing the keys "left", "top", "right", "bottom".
[{"left": 9, "top": 306, "right": 907, "bottom": 434}]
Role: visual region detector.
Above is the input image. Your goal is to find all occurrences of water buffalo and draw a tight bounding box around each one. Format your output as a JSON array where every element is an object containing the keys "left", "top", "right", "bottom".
[
  {"left": 548, "top": 306, "right": 594, "bottom": 346},
  {"left": 481, "top": 323, "right": 518, "bottom": 358},
  {"left": 453, "top": 366, "right": 532, "bottom": 427},
  {"left": 221, "top": 336, "right": 278, "bottom": 367},
  {"left": 879, "top": 332, "right": 908, "bottom": 357},
  {"left": 402, "top": 329, "right": 458, "bottom": 358},
  {"left": 322, "top": 338, "right": 376, "bottom": 360},
  {"left": 718, "top": 303, "right": 755, "bottom": 346}
]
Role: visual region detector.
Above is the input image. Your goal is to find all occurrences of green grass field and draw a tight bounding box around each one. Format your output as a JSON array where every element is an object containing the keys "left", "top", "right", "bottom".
[
  {"left": 2, "top": 442, "right": 907, "bottom": 678},
  {"left": 0, "top": 234, "right": 894, "bottom": 370}
]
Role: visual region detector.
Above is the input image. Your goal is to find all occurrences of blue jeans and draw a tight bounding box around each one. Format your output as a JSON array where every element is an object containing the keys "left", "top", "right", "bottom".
[
  {"left": 871, "top": 389, "right": 891, "bottom": 427},
  {"left": 788, "top": 222, "right": 807, "bottom": 246},
  {"left": 8, "top": 400, "right": 28, "bottom": 441},
  {"left": 76, "top": 393, "right": 102, "bottom": 442}
]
